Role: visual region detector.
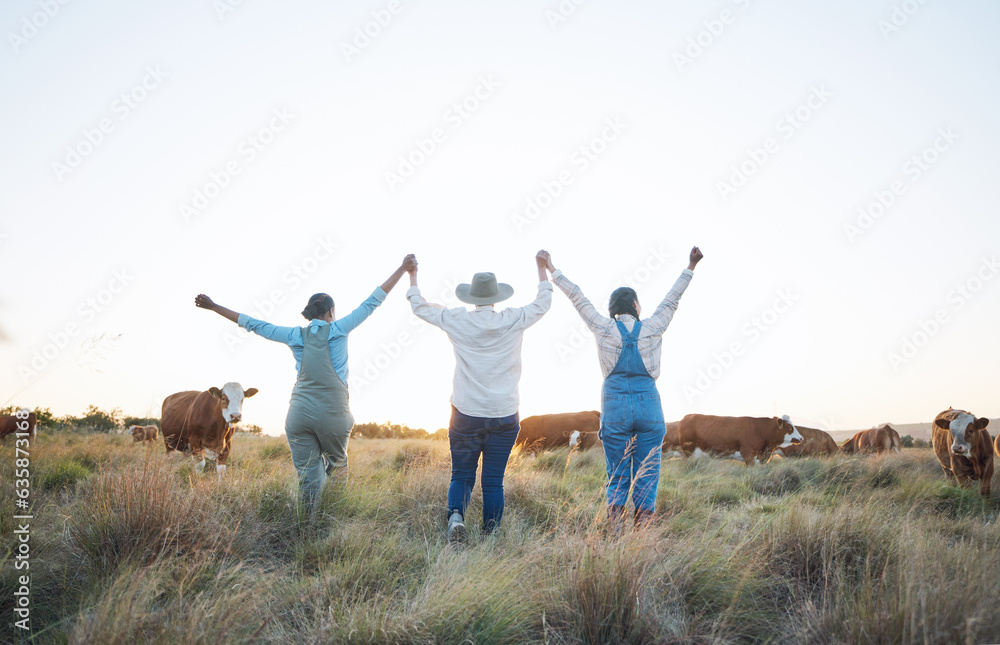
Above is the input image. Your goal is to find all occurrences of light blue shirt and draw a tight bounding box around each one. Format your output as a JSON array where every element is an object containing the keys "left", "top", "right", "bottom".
[{"left": 237, "top": 287, "right": 387, "bottom": 383}]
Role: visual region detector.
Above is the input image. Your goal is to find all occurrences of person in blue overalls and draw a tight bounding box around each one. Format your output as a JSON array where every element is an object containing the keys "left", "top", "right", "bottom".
[
  {"left": 543, "top": 247, "right": 703, "bottom": 529},
  {"left": 194, "top": 254, "right": 415, "bottom": 514}
]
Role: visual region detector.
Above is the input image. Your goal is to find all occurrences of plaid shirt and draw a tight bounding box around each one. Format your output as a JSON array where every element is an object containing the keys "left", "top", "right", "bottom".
[{"left": 552, "top": 269, "right": 693, "bottom": 379}]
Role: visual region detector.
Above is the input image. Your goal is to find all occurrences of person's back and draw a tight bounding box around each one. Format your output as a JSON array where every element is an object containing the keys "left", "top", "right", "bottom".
[{"left": 406, "top": 252, "right": 553, "bottom": 544}]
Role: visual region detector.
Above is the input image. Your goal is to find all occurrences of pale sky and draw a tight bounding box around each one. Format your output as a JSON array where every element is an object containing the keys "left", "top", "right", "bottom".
[{"left": 2, "top": 0, "right": 998, "bottom": 435}]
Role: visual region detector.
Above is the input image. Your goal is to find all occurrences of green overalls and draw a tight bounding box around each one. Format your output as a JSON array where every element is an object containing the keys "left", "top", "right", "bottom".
[{"left": 284, "top": 321, "right": 354, "bottom": 511}]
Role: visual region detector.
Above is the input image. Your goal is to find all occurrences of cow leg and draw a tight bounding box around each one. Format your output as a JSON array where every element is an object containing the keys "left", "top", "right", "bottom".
[
  {"left": 740, "top": 447, "right": 756, "bottom": 466},
  {"left": 189, "top": 437, "right": 205, "bottom": 474},
  {"left": 216, "top": 446, "right": 229, "bottom": 481}
]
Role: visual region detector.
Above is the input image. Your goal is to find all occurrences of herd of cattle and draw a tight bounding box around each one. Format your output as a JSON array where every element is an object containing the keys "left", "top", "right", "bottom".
[
  {"left": 510, "top": 407, "right": 995, "bottom": 498},
  {"left": 1, "top": 385, "right": 995, "bottom": 497}
]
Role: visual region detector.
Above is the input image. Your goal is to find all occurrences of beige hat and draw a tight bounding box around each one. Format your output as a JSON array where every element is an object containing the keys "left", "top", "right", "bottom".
[{"left": 455, "top": 272, "right": 514, "bottom": 305}]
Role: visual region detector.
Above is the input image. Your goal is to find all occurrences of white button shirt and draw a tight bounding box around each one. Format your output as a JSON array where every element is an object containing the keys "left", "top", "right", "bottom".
[{"left": 407, "top": 282, "right": 553, "bottom": 418}]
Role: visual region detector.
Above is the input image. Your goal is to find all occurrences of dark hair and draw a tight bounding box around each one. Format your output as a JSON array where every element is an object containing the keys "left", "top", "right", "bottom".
[
  {"left": 608, "top": 287, "right": 639, "bottom": 319},
  {"left": 301, "top": 293, "right": 334, "bottom": 320}
]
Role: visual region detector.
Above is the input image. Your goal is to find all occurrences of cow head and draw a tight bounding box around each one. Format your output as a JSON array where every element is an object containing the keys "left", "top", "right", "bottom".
[
  {"left": 935, "top": 413, "right": 989, "bottom": 457},
  {"left": 209, "top": 382, "right": 258, "bottom": 424},
  {"left": 130, "top": 425, "right": 144, "bottom": 442},
  {"left": 776, "top": 415, "right": 803, "bottom": 447}
]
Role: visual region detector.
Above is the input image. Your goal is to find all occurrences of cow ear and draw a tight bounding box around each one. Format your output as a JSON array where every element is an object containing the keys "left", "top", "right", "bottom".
[
  {"left": 934, "top": 418, "right": 951, "bottom": 430},
  {"left": 244, "top": 388, "right": 258, "bottom": 398},
  {"left": 976, "top": 417, "right": 989, "bottom": 429},
  {"left": 209, "top": 387, "right": 223, "bottom": 399}
]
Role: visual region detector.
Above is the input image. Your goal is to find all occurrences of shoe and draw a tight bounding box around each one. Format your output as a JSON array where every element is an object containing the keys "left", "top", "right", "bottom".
[
  {"left": 634, "top": 509, "right": 655, "bottom": 528},
  {"left": 447, "top": 512, "right": 467, "bottom": 546}
]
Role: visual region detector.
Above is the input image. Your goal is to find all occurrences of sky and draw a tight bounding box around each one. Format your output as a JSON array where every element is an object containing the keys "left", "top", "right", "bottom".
[{"left": 2, "top": 0, "right": 998, "bottom": 435}]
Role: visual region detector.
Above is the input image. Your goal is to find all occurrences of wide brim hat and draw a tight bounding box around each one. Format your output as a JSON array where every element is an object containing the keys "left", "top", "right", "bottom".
[{"left": 456, "top": 272, "right": 514, "bottom": 305}]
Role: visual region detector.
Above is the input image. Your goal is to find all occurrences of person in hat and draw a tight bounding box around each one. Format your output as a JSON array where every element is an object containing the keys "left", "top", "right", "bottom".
[
  {"left": 542, "top": 246, "right": 703, "bottom": 531},
  {"left": 406, "top": 251, "right": 553, "bottom": 545},
  {"left": 194, "top": 254, "right": 416, "bottom": 515}
]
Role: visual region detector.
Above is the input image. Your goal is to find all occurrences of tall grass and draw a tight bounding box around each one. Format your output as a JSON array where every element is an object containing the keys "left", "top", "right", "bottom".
[{"left": 1, "top": 434, "right": 998, "bottom": 643}]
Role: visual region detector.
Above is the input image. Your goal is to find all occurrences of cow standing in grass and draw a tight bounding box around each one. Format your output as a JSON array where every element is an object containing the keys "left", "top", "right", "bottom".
[
  {"left": 130, "top": 424, "right": 158, "bottom": 442},
  {"left": 161, "top": 383, "right": 257, "bottom": 480},
  {"left": 840, "top": 424, "right": 899, "bottom": 455},
  {"left": 678, "top": 414, "right": 803, "bottom": 465},
  {"left": 514, "top": 411, "right": 600, "bottom": 454},
  {"left": 0, "top": 409, "right": 36, "bottom": 440},
  {"left": 769, "top": 425, "right": 838, "bottom": 459},
  {"left": 931, "top": 408, "right": 992, "bottom": 498}
]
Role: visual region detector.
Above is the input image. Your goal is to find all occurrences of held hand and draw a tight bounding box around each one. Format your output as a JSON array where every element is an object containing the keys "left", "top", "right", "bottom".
[
  {"left": 688, "top": 246, "right": 704, "bottom": 269},
  {"left": 402, "top": 254, "right": 417, "bottom": 273},
  {"left": 195, "top": 294, "right": 217, "bottom": 311},
  {"left": 536, "top": 250, "right": 551, "bottom": 271}
]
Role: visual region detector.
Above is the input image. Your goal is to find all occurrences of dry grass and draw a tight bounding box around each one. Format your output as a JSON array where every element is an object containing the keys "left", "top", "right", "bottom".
[{"left": 1, "top": 432, "right": 999, "bottom": 644}]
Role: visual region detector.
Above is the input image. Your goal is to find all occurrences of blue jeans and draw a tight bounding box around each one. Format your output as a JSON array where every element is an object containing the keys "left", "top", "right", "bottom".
[
  {"left": 600, "top": 394, "right": 665, "bottom": 512},
  {"left": 447, "top": 407, "right": 519, "bottom": 534}
]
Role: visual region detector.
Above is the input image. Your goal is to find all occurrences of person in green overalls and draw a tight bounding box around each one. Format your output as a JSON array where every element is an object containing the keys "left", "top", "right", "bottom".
[{"left": 194, "top": 254, "right": 415, "bottom": 514}]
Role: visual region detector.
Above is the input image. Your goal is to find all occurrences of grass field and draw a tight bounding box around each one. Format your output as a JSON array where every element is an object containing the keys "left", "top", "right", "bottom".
[{"left": 2, "top": 431, "right": 1000, "bottom": 644}]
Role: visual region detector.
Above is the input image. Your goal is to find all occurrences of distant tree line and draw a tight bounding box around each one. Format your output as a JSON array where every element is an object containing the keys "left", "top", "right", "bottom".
[
  {"left": 351, "top": 421, "right": 447, "bottom": 440},
  {"left": 2, "top": 405, "right": 444, "bottom": 440}
]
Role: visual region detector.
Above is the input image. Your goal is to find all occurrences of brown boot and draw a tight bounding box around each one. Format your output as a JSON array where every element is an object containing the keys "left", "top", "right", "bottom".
[
  {"left": 607, "top": 505, "right": 627, "bottom": 537},
  {"left": 634, "top": 508, "right": 655, "bottom": 528}
]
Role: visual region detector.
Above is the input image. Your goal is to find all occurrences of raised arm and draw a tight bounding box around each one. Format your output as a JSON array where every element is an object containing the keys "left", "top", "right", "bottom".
[
  {"left": 643, "top": 246, "right": 703, "bottom": 335},
  {"left": 196, "top": 294, "right": 298, "bottom": 344},
  {"left": 381, "top": 254, "right": 417, "bottom": 294},
  {"left": 195, "top": 294, "right": 240, "bottom": 324},
  {"left": 518, "top": 250, "right": 553, "bottom": 328},
  {"left": 545, "top": 253, "right": 612, "bottom": 333},
  {"left": 336, "top": 255, "right": 414, "bottom": 334},
  {"left": 405, "top": 256, "right": 448, "bottom": 328}
]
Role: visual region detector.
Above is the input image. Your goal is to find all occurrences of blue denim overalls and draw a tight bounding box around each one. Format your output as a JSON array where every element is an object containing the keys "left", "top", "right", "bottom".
[{"left": 600, "top": 319, "right": 666, "bottom": 511}]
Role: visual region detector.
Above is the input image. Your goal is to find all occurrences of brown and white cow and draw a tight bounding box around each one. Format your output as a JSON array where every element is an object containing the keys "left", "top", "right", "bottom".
[
  {"left": 677, "top": 414, "right": 803, "bottom": 466},
  {"left": 0, "top": 409, "right": 36, "bottom": 440},
  {"left": 130, "top": 424, "right": 159, "bottom": 442},
  {"left": 662, "top": 421, "right": 682, "bottom": 456},
  {"left": 931, "top": 408, "right": 992, "bottom": 498},
  {"left": 568, "top": 430, "right": 602, "bottom": 451},
  {"left": 161, "top": 383, "right": 257, "bottom": 480},
  {"left": 514, "top": 411, "right": 600, "bottom": 454},
  {"left": 769, "top": 425, "right": 838, "bottom": 459},
  {"left": 839, "top": 424, "right": 899, "bottom": 455}
]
